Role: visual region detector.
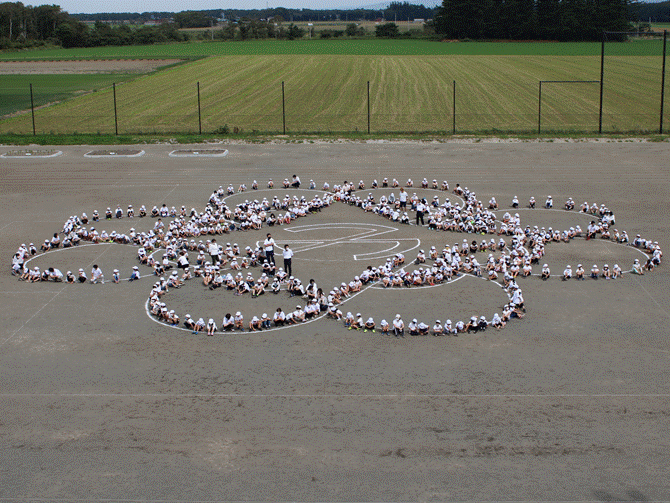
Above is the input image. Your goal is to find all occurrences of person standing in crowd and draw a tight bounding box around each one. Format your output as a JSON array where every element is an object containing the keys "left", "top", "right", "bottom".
[
  {"left": 264, "top": 233, "right": 276, "bottom": 265},
  {"left": 398, "top": 187, "right": 408, "bottom": 210},
  {"left": 415, "top": 198, "right": 426, "bottom": 226},
  {"left": 208, "top": 238, "right": 220, "bottom": 265},
  {"left": 283, "top": 244, "right": 294, "bottom": 277}
]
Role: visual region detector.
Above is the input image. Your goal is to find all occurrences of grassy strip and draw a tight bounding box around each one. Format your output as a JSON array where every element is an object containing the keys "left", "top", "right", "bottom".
[
  {"left": 0, "top": 38, "right": 666, "bottom": 60},
  {"left": 1, "top": 132, "right": 668, "bottom": 146}
]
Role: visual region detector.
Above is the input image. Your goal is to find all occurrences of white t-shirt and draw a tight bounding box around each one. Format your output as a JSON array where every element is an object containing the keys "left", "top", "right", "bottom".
[
  {"left": 264, "top": 237, "right": 275, "bottom": 252},
  {"left": 283, "top": 248, "right": 293, "bottom": 260}
]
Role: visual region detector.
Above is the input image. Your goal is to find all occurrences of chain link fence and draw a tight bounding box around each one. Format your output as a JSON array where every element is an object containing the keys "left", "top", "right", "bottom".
[{"left": 1, "top": 33, "right": 666, "bottom": 136}]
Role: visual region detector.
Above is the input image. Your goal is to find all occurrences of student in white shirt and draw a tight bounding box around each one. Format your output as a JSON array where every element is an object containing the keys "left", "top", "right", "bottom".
[
  {"left": 282, "top": 244, "right": 293, "bottom": 277},
  {"left": 562, "top": 265, "right": 572, "bottom": 281},
  {"left": 207, "top": 318, "right": 217, "bottom": 336},
  {"left": 45, "top": 267, "right": 62, "bottom": 282},
  {"left": 91, "top": 264, "right": 104, "bottom": 284},
  {"left": 273, "top": 308, "right": 286, "bottom": 326},
  {"left": 392, "top": 314, "right": 404, "bottom": 337},
  {"left": 264, "top": 233, "right": 276, "bottom": 265}
]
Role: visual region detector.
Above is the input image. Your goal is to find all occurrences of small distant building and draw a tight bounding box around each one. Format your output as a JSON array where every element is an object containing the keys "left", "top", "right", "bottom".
[{"left": 143, "top": 18, "right": 170, "bottom": 26}]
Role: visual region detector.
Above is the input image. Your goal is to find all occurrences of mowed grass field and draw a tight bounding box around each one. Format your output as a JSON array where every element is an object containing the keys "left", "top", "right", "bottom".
[
  {"left": 0, "top": 38, "right": 664, "bottom": 60},
  {"left": 0, "top": 52, "right": 665, "bottom": 134}
]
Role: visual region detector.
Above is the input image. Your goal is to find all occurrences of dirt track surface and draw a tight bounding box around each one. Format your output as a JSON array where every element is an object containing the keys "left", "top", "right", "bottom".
[
  {"left": 0, "top": 141, "right": 669, "bottom": 502},
  {"left": 0, "top": 59, "right": 182, "bottom": 74}
]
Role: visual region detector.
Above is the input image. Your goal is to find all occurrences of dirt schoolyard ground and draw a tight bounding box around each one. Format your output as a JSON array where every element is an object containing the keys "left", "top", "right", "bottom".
[{"left": 0, "top": 140, "right": 669, "bottom": 502}]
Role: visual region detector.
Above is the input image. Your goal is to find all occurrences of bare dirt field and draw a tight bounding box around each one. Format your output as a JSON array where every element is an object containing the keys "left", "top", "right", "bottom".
[
  {"left": 0, "top": 59, "right": 183, "bottom": 74},
  {"left": 0, "top": 140, "right": 669, "bottom": 502}
]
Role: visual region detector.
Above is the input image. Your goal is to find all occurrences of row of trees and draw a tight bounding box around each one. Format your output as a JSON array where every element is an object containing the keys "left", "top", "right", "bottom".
[
  {"left": 213, "top": 21, "right": 411, "bottom": 41},
  {"left": 60, "top": 21, "right": 186, "bottom": 48},
  {"left": 71, "top": 4, "right": 438, "bottom": 25},
  {"left": 0, "top": 2, "right": 68, "bottom": 42},
  {"left": 433, "top": 0, "right": 632, "bottom": 41},
  {"left": 634, "top": 1, "right": 670, "bottom": 23}
]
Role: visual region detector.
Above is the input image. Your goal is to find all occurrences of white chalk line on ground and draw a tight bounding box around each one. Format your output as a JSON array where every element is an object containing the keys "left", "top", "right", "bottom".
[
  {"left": 0, "top": 244, "right": 116, "bottom": 350},
  {"left": 144, "top": 277, "right": 378, "bottom": 336},
  {"left": 0, "top": 287, "right": 66, "bottom": 349},
  {"left": 161, "top": 184, "right": 180, "bottom": 201},
  {"left": 368, "top": 272, "right": 468, "bottom": 290},
  {"left": 0, "top": 290, "right": 64, "bottom": 294},
  {"left": 0, "top": 221, "right": 17, "bottom": 232},
  {"left": 22, "top": 242, "right": 146, "bottom": 283},
  {"left": 630, "top": 274, "right": 670, "bottom": 319},
  {"left": 2, "top": 393, "right": 670, "bottom": 399}
]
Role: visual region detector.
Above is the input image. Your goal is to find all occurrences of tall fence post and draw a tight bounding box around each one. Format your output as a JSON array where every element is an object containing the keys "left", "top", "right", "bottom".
[
  {"left": 538, "top": 81, "right": 542, "bottom": 135},
  {"left": 113, "top": 83, "right": 118, "bottom": 136},
  {"left": 660, "top": 30, "right": 667, "bottom": 134},
  {"left": 367, "top": 81, "right": 370, "bottom": 134},
  {"left": 29, "top": 83, "right": 36, "bottom": 136},
  {"left": 282, "top": 81, "right": 286, "bottom": 135},
  {"left": 197, "top": 81, "right": 202, "bottom": 135},
  {"left": 452, "top": 80, "right": 456, "bottom": 135},
  {"left": 599, "top": 33, "right": 605, "bottom": 134}
]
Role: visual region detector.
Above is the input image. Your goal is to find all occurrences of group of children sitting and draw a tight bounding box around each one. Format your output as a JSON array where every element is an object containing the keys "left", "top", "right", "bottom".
[{"left": 11, "top": 174, "right": 663, "bottom": 342}]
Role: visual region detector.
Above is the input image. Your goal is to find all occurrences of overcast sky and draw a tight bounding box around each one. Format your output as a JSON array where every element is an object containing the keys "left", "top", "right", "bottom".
[{"left": 62, "top": 0, "right": 668, "bottom": 15}]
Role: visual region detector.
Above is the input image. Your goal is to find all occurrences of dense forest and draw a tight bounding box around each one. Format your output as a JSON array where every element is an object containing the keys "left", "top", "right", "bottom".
[
  {"left": 433, "top": 0, "right": 632, "bottom": 41},
  {"left": 633, "top": 0, "right": 670, "bottom": 23}
]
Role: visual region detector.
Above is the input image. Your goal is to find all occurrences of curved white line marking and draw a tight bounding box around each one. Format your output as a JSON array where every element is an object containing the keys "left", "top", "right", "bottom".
[
  {"left": 168, "top": 149, "right": 228, "bottom": 158},
  {"left": 1, "top": 150, "right": 62, "bottom": 159},
  {"left": 145, "top": 278, "right": 377, "bottom": 335},
  {"left": 84, "top": 150, "right": 145, "bottom": 158}
]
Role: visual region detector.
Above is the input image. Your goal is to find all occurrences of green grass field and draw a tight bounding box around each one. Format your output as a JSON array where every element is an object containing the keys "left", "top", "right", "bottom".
[
  {"left": 0, "top": 53, "right": 665, "bottom": 135},
  {"left": 0, "top": 38, "right": 666, "bottom": 60},
  {"left": 0, "top": 74, "right": 137, "bottom": 117}
]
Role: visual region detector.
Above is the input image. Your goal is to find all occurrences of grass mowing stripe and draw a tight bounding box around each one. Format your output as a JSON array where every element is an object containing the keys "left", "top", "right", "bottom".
[{"left": 0, "top": 54, "right": 665, "bottom": 134}]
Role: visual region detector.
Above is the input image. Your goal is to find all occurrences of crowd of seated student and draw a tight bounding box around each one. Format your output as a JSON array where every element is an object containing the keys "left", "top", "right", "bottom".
[{"left": 13, "top": 175, "right": 663, "bottom": 341}]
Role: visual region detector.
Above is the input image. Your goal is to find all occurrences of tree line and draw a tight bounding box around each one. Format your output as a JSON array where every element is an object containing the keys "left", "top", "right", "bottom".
[
  {"left": 70, "top": 3, "right": 438, "bottom": 25},
  {"left": 0, "top": 0, "right": 651, "bottom": 51},
  {"left": 433, "top": 0, "right": 632, "bottom": 41},
  {"left": 0, "top": 2, "right": 189, "bottom": 48},
  {"left": 632, "top": 1, "right": 670, "bottom": 23}
]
